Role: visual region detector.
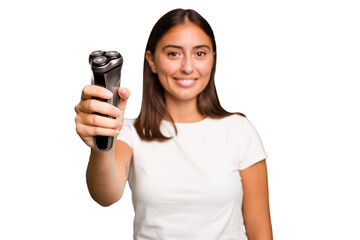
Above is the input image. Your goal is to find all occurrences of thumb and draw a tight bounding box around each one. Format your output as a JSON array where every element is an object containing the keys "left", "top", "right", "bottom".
[{"left": 117, "top": 87, "right": 131, "bottom": 112}]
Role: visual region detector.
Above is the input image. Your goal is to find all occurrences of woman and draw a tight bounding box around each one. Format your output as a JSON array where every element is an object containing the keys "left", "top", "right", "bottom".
[{"left": 75, "top": 8, "right": 273, "bottom": 240}]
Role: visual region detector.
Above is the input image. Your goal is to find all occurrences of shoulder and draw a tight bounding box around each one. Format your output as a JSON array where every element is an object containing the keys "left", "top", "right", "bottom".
[
  {"left": 122, "top": 118, "right": 136, "bottom": 131},
  {"left": 222, "top": 114, "right": 248, "bottom": 123},
  {"left": 123, "top": 118, "right": 136, "bottom": 125},
  {"left": 117, "top": 118, "right": 137, "bottom": 147},
  {"left": 210, "top": 114, "right": 264, "bottom": 142},
  {"left": 201, "top": 114, "right": 249, "bottom": 141},
  {"left": 209, "top": 114, "right": 249, "bottom": 130}
]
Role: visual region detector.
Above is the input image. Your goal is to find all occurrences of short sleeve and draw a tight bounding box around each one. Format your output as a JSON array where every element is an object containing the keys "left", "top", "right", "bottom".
[
  {"left": 116, "top": 118, "right": 134, "bottom": 149},
  {"left": 237, "top": 118, "right": 268, "bottom": 170}
]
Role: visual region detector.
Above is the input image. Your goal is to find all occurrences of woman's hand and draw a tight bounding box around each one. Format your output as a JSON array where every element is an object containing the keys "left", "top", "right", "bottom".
[{"left": 74, "top": 85, "right": 130, "bottom": 149}]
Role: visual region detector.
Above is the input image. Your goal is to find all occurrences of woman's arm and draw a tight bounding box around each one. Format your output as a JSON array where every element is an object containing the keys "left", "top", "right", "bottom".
[
  {"left": 86, "top": 142, "right": 132, "bottom": 207},
  {"left": 75, "top": 86, "right": 132, "bottom": 206},
  {"left": 240, "top": 160, "right": 273, "bottom": 240}
]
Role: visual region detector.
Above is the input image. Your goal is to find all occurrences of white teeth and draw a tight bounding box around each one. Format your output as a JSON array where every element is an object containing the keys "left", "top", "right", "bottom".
[
  {"left": 175, "top": 78, "right": 196, "bottom": 86},
  {"left": 178, "top": 79, "right": 194, "bottom": 83},
  {"left": 176, "top": 79, "right": 195, "bottom": 83}
]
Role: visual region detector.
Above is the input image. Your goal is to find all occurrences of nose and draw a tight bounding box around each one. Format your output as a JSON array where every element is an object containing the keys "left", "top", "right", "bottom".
[{"left": 180, "top": 55, "right": 194, "bottom": 74}]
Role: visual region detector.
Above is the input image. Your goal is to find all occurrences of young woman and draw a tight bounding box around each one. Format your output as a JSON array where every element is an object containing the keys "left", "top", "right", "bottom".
[{"left": 75, "top": 8, "right": 273, "bottom": 240}]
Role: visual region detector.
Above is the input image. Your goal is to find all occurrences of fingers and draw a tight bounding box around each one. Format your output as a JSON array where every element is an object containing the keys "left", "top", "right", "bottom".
[
  {"left": 76, "top": 111, "right": 122, "bottom": 130},
  {"left": 75, "top": 109, "right": 122, "bottom": 140},
  {"left": 76, "top": 122, "right": 120, "bottom": 138},
  {"left": 81, "top": 85, "right": 113, "bottom": 101},
  {"left": 76, "top": 98, "right": 121, "bottom": 118},
  {"left": 75, "top": 85, "right": 130, "bottom": 148}
]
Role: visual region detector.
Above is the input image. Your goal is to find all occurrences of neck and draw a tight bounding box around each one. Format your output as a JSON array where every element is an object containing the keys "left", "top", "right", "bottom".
[{"left": 164, "top": 96, "right": 205, "bottom": 123}]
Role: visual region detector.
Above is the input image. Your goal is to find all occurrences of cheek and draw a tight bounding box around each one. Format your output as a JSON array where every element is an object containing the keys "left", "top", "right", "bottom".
[
  {"left": 198, "top": 59, "right": 214, "bottom": 76},
  {"left": 156, "top": 57, "right": 178, "bottom": 76}
]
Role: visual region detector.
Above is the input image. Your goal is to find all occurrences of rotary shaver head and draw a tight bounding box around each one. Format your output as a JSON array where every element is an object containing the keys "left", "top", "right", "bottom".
[{"left": 89, "top": 50, "right": 123, "bottom": 72}]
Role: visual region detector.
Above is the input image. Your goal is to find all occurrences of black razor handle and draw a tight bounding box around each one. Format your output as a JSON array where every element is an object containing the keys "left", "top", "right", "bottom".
[{"left": 89, "top": 50, "right": 123, "bottom": 151}]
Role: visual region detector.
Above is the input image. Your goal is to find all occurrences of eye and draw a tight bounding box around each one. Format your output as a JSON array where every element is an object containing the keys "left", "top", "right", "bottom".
[
  {"left": 196, "top": 51, "right": 206, "bottom": 57},
  {"left": 167, "top": 51, "right": 180, "bottom": 57}
]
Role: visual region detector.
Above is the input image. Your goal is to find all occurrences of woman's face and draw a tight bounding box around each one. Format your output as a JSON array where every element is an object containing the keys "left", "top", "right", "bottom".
[{"left": 146, "top": 22, "right": 215, "bottom": 104}]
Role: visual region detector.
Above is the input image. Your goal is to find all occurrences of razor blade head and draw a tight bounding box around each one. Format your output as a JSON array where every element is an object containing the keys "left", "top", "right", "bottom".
[
  {"left": 90, "top": 50, "right": 105, "bottom": 57},
  {"left": 93, "top": 56, "right": 108, "bottom": 66},
  {"left": 89, "top": 50, "right": 123, "bottom": 72},
  {"left": 105, "top": 51, "right": 121, "bottom": 59}
]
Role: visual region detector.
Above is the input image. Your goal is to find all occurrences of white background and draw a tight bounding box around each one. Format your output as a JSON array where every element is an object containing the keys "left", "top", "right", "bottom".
[{"left": 1, "top": 0, "right": 359, "bottom": 239}]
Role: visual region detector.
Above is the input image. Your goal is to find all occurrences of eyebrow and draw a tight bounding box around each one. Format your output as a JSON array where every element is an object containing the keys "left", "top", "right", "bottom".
[{"left": 162, "top": 44, "right": 211, "bottom": 51}]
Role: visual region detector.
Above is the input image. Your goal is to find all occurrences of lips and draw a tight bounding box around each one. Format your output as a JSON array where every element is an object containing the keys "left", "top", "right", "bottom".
[{"left": 174, "top": 78, "right": 197, "bottom": 87}]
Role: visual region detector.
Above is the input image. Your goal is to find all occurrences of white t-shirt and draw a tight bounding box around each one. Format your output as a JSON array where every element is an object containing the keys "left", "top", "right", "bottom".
[{"left": 117, "top": 114, "right": 267, "bottom": 240}]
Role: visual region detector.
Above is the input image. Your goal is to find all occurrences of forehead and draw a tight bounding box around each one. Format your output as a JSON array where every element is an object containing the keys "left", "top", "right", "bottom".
[{"left": 156, "top": 22, "right": 213, "bottom": 49}]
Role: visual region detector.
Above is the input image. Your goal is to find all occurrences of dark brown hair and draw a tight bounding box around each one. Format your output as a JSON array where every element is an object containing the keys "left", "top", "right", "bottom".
[{"left": 134, "top": 8, "right": 245, "bottom": 141}]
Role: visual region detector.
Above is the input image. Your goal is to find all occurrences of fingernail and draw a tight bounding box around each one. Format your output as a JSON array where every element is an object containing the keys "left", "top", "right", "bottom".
[
  {"left": 120, "top": 88, "right": 126, "bottom": 95},
  {"left": 116, "top": 110, "right": 121, "bottom": 117}
]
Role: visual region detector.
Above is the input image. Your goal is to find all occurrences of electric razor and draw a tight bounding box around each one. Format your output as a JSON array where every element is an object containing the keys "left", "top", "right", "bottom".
[{"left": 89, "top": 50, "right": 123, "bottom": 151}]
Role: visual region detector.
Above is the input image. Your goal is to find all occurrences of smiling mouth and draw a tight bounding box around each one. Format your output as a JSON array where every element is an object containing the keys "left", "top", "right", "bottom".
[{"left": 174, "top": 78, "right": 197, "bottom": 87}]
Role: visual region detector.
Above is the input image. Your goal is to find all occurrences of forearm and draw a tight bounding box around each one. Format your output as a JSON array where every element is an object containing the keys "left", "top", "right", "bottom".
[{"left": 86, "top": 148, "right": 123, "bottom": 206}]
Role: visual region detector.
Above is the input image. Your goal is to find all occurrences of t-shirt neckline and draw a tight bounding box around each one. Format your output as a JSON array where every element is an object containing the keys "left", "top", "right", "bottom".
[{"left": 162, "top": 117, "right": 210, "bottom": 127}]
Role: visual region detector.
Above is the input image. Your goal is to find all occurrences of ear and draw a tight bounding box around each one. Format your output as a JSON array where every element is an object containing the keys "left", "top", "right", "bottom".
[{"left": 145, "top": 50, "right": 157, "bottom": 74}]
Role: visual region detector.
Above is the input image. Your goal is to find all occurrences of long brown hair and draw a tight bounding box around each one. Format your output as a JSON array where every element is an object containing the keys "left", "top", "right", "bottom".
[{"left": 134, "top": 8, "right": 245, "bottom": 141}]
